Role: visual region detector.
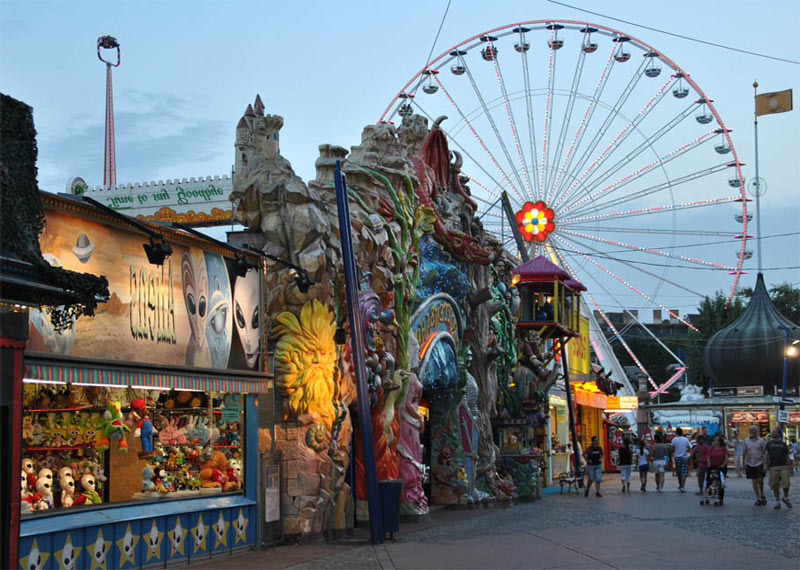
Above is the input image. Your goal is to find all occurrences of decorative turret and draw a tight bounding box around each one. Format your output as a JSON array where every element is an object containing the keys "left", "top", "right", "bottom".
[
  {"left": 703, "top": 273, "right": 799, "bottom": 390},
  {"left": 234, "top": 95, "right": 284, "bottom": 176}
]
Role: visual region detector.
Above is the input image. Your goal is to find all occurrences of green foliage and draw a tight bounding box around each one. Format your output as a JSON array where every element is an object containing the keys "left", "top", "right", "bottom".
[
  {"left": 738, "top": 282, "right": 799, "bottom": 324},
  {"left": 0, "top": 93, "right": 109, "bottom": 328}
]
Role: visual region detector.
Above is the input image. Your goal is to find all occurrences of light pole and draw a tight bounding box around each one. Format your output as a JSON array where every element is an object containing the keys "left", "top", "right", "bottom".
[{"left": 777, "top": 325, "right": 798, "bottom": 430}]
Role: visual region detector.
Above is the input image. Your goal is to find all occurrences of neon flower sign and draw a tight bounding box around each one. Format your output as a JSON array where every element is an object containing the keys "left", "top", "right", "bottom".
[{"left": 515, "top": 201, "right": 555, "bottom": 242}]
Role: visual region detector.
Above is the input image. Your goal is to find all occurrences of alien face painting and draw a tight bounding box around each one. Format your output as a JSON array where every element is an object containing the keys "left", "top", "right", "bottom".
[
  {"left": 234, "top": 270, "right": 260, "bottom": 368},
  {"left": 182, "top": 250, "right": 210, "bottom": 367},
  {"left": 204, "top": 253, "right": 233, "bottom": 369}
]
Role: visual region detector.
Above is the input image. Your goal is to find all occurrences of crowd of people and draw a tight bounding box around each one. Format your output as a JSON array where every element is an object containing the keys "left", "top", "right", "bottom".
[{"left": 579, "top": 426, "right": 796, "bottom": 509}]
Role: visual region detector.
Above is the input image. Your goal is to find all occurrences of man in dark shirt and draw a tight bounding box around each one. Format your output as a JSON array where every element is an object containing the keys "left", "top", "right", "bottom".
[
  {"left": 764, "top": 429, "right": 793, "bottom": 510},
  {"left": 583, "top": 436, "right": 604, "bottom": 498}
]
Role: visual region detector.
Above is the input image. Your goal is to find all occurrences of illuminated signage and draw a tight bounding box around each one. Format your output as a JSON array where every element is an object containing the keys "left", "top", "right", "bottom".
[
  {"left": 605, "top": 396, "right": 638, "bottom": 411},
  {"left": 730, "top": 410, "right": 768, "bottom": 423}
]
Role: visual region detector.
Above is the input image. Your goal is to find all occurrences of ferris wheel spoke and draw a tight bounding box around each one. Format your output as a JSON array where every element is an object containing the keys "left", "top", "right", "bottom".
[
  {"left": 554, "top": 234, "right": 705, "bottom": 318},
  {"left": 558, "top": 224, "right": 738, "bottom": 239},
  {"left": 551, "top": 247, "right": 657, "bottom": 387},
  {"left": 412, "top": 92, "right": 522, "bottom": 202},
  {"left": 566, "top": 161, "right": 729, "bottom": 220},
  {"left": 461, "top": 60, "right": 530, "bottom": 199},
  {"left": 561, "top": 130, "right": 716, "bottom": 216},
  {"left": 565, "top": 104, "right": 703, "bottom": 212},
  {"left": 539, "top": 27, "right": 559, "bottom": 194},
  {"left": 519, "top": 31, "right": 541, "bottom": 197},
  {"left": 554, "top": 56, "right": 648, "bottom": 205},
  {"left": 560, "top": 194, "right": 742, "bottom": 225},
  {"left": 488, "top": 39, "right": 534, "bottom": 199},
  {"left": 558, "top": 228, "right": 737, "bottom": 270},
  {"left": 544, "top": 47, "right": 588, "bottom": 204},
  {"left": 552, "top": 76, "right": 675, "bottom": 210},
  {"left": 547, "top": 43, "right": 617, "bottom": 207}
]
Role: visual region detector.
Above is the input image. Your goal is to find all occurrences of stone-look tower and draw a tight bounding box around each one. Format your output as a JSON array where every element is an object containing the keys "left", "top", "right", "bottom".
[{"left": 234, "top": 94, "right": 283, "bottom": 177}]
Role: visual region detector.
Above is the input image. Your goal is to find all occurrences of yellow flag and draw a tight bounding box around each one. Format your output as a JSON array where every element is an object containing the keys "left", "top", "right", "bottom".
[{"left": 755, "top": 89, "right": 793, "bottom": 116}]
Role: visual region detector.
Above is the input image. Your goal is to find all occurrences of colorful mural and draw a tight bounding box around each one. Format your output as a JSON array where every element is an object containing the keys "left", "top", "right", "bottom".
[{"left": 29, "top": 208, "right": 260, "bottom": 371}]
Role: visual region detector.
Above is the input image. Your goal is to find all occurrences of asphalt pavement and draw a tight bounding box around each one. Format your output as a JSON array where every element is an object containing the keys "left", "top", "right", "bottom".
[{"left": 189, "top": 469, "right": 800, "bottom": 569}]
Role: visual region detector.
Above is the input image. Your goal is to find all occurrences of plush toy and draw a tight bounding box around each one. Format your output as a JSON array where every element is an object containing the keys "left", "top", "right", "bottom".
[
  {"left": 22, "top": 458, "right": 36, "bottom": 490},
  {"left": 227, "top": 458, "right": 242, "bottom": 490},
  {"left": 35, "top": 477, "right": 54, "bottom": 510},
  {"left": 37, "top": 468, "right": 54, "bottom": 490},
  {"left": 199, "top": 450, "right": 237, "bottom": 491},
  {"left": 22, "top": 416, "right": 34, "bottom": 443},
  {"left": 57, "top": 466, "right": 74, "bottom": 481},
  {"left": 188, "top": 417, "right": 210, "bottom": 446},
  {"left": 159, "top": 417, "right": 186, "bottom": 446},
  {"left": 30, "top": 421, "right": 44, "bottom": 446},
  {"left": 226, "top": 421, "right": 241, "bottom": 447},
  {"left": 59, "top": 474, "right": 76, "bottom": 507},
  {"left": 79, "top": 473, "right": 102, "bottom": 504},
  {"left": 95, "top": 401, "right": 131, "bottom": 453},
  {"left": 142, "top": 465, "right": 155, "bottom": 492},
  {"left": 131, "top": 398, "right": 158, "bottom": 457},
  {"left": 20, "top": 472, "right": 32, "bottom": 512}
]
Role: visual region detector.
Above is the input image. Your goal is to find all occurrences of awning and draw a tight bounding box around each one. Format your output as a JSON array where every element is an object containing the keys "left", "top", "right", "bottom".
[{"left": 23, "top": 360, "right": 272, "bottom": 394}]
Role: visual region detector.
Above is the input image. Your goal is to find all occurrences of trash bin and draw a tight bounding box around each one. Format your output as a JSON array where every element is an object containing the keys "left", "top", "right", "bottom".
[{"left": 377, "top": 479, "right": 402, "bottom": 539}]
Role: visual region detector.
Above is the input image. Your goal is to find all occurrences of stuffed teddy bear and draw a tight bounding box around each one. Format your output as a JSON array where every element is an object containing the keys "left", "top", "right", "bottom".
[{"left": 199, "top": 450, "right": 237, "bottom": 491}]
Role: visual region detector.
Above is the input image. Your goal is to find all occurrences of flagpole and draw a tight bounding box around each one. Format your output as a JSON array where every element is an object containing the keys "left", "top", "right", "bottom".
[{"left": 753, "top": 80, "right": 763, "bottom": 274}]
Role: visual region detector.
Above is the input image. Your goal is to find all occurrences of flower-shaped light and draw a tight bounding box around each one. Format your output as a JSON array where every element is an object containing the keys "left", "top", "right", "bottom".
[{"left": 515, "top": 201, "right": 555, "bottom": 242}]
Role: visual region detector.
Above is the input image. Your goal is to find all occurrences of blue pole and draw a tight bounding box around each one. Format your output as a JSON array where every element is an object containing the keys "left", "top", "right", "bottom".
[{"left": 333, "top": 161, "right": 384, "bottom": 545}]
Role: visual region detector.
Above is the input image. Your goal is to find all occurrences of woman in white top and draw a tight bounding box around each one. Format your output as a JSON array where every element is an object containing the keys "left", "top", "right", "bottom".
[{"left": 636, "top": 440, "right": 650, "bottom": 492}]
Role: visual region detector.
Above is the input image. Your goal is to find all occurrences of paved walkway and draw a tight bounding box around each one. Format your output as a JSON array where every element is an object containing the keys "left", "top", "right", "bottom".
[{"left": 190, "top": 470, "right": 800, "bottom": 569}]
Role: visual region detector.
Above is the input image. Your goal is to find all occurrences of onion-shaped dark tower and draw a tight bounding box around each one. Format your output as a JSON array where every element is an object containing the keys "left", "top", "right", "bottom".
[{"left": 704, "top": 274, "right": 799, "bottom": 391}]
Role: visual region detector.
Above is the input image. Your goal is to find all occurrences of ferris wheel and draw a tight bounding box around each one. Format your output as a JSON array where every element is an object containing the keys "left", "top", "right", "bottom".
[{"left": 379, "top": 20, "right": 750, "bottom": 391}]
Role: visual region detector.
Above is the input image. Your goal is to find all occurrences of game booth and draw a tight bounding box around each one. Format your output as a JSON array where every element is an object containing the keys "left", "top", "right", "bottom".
[{"left": 16, "top": 193, "right": 268, "bottom": 569}]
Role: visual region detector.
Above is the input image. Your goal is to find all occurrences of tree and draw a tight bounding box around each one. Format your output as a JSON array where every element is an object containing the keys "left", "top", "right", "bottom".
[{"left": 738, "top": 282, "right": 799, "bottom": 324}]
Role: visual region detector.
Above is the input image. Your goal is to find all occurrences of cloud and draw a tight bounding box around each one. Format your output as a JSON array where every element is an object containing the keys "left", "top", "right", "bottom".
[{"left": 36, "top": 90, "right": 230, "bottom": 191}]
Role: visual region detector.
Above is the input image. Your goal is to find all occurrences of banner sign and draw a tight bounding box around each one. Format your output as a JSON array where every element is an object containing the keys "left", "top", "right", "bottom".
[
  {"left": 29, "top": 207, "right": 262, "bottom": 372},
  {"left": 568, "top": 314, "right": 590, "bottom": 376},
  {"left": 730, "top": 410, "right": 768, "bottom": 423},
  {"left": 75, "top": 175, "right": 234, "bottom": 226}
]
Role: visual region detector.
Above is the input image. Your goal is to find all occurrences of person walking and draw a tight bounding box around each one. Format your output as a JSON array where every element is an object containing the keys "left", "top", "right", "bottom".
[
  {"left": 790, "top": 436, "right": 798, "bottom": 473},
  {"left": 708, "top": 435, "right": 729, "bottom": 505},
  {"left": 584, "top": 436, "right": 604, "bottom": 498},
  {"left": 743, "top": 425, "right": 767, "bottom": 506},
  {"left": 635, "top": 439, "right": 650, "bottom": 492},
  {"left": 732, "top": 434, "right": 744, "bottom": 477},
  {"left": 670, "top": 427, "right": 691, "bottom": 492},
  {"left": 618, "top": 438, "right": 633, "bottom": 493},
  {"left": 651, "top": 433, "right": 668, "bottom": 492},
  {"left": 764, "top": 428, "right": 793, "bottom": 509},
  {"left": 691, "top": 435, "right": 711, "bottom": 495}
]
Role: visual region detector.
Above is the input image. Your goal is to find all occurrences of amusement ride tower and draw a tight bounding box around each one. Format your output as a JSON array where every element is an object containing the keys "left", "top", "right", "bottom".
[{"left": 97, "top": 35, "right": 120, "bottom": 187}]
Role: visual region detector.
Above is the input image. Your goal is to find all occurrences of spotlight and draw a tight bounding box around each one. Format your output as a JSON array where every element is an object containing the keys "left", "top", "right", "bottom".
[
  {"left": 143, "top": 238, "right": 172, "bottom": 266},
  {"left": 235, "top": 253, "right": 259, "bottom": 277}
]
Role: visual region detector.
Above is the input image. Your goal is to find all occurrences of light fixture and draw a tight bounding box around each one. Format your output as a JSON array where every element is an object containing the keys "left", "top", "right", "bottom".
[
  {"left": 79, "top": 195, "right": 173, "bottom": 266},
  {"left": 787, "top": 344, "right": 799, "bottom": 358},
  {"left": 22, "top": 378, "right": 66, "bottom": 385},
  {"left": 143, "top": 236, "right": 173, "bottom": 266},
  {"left": 510, "top": 273, "right": 521, "bottom": 287}
]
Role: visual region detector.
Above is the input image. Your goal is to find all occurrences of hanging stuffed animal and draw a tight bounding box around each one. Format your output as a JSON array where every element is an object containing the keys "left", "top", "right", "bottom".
[
  {"left": 94, "top": 401, "right": 131, "bottom": 453},
  {"left": 130, "top": 398, "right": 158, "bottom": 458}
]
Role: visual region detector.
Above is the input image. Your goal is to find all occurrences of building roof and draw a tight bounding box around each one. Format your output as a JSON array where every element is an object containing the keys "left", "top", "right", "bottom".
[
  {"left": 703, "top": 273, "right": 799, "bottom": 390},
  {"left": 511, "top": 255, "right": 570, "bottom": 279}
]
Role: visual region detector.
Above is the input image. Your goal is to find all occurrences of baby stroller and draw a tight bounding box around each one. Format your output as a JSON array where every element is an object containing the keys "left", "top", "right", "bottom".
[{"left": 701, "top": 467, "right": 724, "bottom": 506}]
